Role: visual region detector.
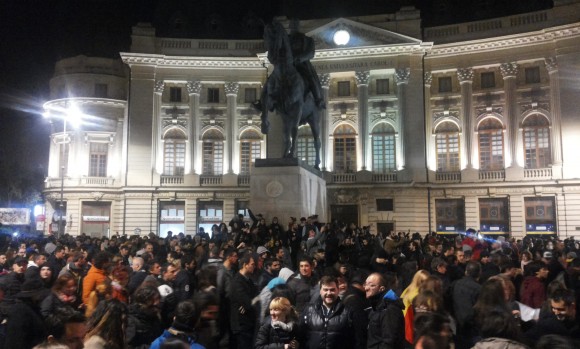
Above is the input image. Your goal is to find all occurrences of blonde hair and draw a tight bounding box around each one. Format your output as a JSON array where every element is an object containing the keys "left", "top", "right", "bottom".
[
  {"left": 269, "top": 297, "right": 298, "bottom": 322},
  {"left": 401, "top": 270, "right": 430, "bottom": 304}
]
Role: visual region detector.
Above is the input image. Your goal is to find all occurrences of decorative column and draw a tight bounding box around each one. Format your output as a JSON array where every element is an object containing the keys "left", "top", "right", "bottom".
[
  {"left": 457, "top": 68, "right": 474, "bottom": 169},
  {"left": 153, "top": 80, "right": 165, "bottom": 174},
  {"left": 186, "top": 81, "right": 202, "bottom": 174},
  {"left": 424, "top": 72, "right": 434, "bottom": 170},
  {"left": 319, "top": 73, "right": 331, "bottom": 171},
  {"left": 225, "top": 82, "right": 239, "bottom": 174},
  {"left": 545, "top": 57, "right": 563, "bottom": 169},
  {"left": 500, "top": 62, "right": 520, "bottom": 167},
  {"left": 355, "top": 71, "right": 370, "bottom": 171},
  {"left": 395, "top": 68, "right": 410, "bottom": 169}
]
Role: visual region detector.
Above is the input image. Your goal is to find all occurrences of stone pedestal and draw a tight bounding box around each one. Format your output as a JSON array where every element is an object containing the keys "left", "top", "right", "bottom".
[{"left": 250, "top": 158, "right": 327, "bottom": 222}]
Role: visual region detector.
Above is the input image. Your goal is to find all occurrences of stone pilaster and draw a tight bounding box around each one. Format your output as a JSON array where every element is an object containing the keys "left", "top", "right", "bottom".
[
  {"left": 545, "top": 57, "right": 563, "bottom": 173},
  {"left": 319, "top": 73, "right": 331, "bottom": 171},
  {"left": 500, "top": 62, "right": 520, "bottom": 167},
  {"left": 424, "top": 71, "right": 434, "bottom": 170},
  {"left": 355, "top": 70, "right": 370, "bottom": 171},
  {"left": 457, "top": 68, "right": 474, "bottom": 169},
  {"left": 153, "top": 80, "right": 164, "bottom": 174},
  {"left": 187, "top": 81, "right": 202, "bottom": 174},
  {"left": 395, "top": 68, "right": 410, "bottom": 169},
  {"left": 225, "top": 82, "right": 240, "bottom": 174}
]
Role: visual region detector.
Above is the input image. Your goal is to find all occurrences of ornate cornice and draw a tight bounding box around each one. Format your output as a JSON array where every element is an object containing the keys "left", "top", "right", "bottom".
[
  {"left": 395, "top": 68, "right": 410, "bottom": 84},
  {"left": 457, "top": 68, "right": 474, "bottom": 83},
  {"left": 500, "top": 62, "right": 519, "bottom": 79},
  {"left": 319, "top": 73, "right": 331, "bottom": 88},
  {"left": 544, "top": 57, "right": 558, "bottom": 73},
  {"left": 428, "top": 23, "right": 580, "bottom": 57},
  {"left": 224, "top": 82, "right": 240, "bottom": 96},
  {"left": 162, "top": 118, "right": 188, "bottom": 128},
  {"left": 475, "top": 106, "right": 504, "bottom": 116},
  {"left": 155, "top": 80, "right": 165, "bottom": 94},
  {"left": 312, "top": 44, "right": 432, "bottom": 60},
  {"left": 201, "top": 119, "right": 225, "bottom": 129},
  {"left": 186, "top": 81, "right": 202, "bottom": 94},
  {"left": 424, "top": 72, "right": 433, "bottom": 86},
  {"left": 371, "top": 112, "right": 397, "bottom": 124},
  {"left": 121, "top": 53, "right": 265, "bottom": 69},
  {"left": 354, "top": 71, "right": 370, "bottom": 86},
  {"left": 433, "top": 111, "right": 460, "bottom": 123},
  {"left": 332, "top": 114, "right": 357, "bottom": 125},
  {"left": 520, "top": 102, "right": 550, "bottom": 114}
]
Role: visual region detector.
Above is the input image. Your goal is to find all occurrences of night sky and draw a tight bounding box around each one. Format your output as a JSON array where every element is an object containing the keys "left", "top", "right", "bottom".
[{"left": 0, "top": 0, "right": 553, "bottom": 206}]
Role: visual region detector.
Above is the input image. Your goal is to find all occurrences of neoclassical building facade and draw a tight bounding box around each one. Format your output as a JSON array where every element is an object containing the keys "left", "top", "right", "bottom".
[{"left": 43, "top": 1, "right": 580, "bottom": 238}]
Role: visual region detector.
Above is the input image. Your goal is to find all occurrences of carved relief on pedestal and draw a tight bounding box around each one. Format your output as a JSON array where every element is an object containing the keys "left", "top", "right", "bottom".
[
  {"left": 319, "top": 73, "right": 331, "bottom": 88},
  {"left": 266, "top": 181, "right": 284, "bottom": 198}
]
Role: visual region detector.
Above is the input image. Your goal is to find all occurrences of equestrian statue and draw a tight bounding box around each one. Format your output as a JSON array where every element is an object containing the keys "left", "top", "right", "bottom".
[{"left": 253, "top": 20, "right": 325, "bottom": 170}]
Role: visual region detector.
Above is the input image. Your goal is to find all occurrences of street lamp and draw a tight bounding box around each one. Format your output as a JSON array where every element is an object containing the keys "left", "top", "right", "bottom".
[{"left": 44, "top": 101, "right": 82, "bottom": 238}]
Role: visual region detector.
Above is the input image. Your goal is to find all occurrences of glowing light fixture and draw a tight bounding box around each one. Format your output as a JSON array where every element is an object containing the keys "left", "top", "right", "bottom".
[{"left": 333, "top": 29, "right": 350, "bottom": 46}]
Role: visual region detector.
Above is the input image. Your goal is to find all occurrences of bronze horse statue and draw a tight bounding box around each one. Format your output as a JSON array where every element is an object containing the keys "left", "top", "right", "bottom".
[{"left": 259, "top": 21, "right": 322, "bottom": 170}]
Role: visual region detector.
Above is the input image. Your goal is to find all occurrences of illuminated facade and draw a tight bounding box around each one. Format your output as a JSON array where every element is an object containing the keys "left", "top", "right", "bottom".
[{"left": 43, "top": 1, "right": 580, "bottom": 238}]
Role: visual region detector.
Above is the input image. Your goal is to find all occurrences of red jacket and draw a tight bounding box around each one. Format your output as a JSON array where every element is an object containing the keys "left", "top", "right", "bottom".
[{"left": 520, "top": 276, "right": 546, "bottom": 308}]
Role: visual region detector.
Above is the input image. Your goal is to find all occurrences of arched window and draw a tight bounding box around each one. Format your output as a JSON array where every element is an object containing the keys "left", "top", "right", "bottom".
[
  {"left": 202, "top": 129, "right": 224, "bottom": 175},
  {"left": 372, "top": 123, "right": 396, "bottom": 173},
  {"left": 296, "top": 126, "right": 316, "bottom": 166},
  {"left": 163, "top": 129, "right": 186, "bottom": 176},
  {"left": 240, "top": 130, "right": 261, "bottom": 174},
  {"left": 478, "top": 118, "right": 504, "bottom": 170},
  {"left": 435, "top": 121, "right": 460, "bottom": 172},
  {"left": 523, "top": 114, "right": 551, "bottom": 169},
  {"left": 333, "top": 124, "right": 357, "bottom": 173}
]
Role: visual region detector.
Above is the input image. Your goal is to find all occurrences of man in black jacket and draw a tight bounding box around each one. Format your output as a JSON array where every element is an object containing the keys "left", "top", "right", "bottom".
[
  {"left": 452, "top": 261, "right": 482, "bottom": 349},
  {"left": 229, "top": 253, "right": 257, "bottom": 349},
  {"left": 365, "top": 272, "right": 405, "bottom": 349},
  {"left": 300, "top": 275, "right": 359, "bottom": 349}
]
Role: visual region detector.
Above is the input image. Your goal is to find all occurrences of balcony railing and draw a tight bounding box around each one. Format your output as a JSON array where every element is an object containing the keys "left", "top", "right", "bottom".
[
  {"left": 524, "top": 168, "right": 552, "bottom": 180},
  {"left": 200, "top": 175, "right": 223, "bottom": 185},
  {"left": 81, "top": 177, "right": 115, "bottom": 186},
  {"left": 332, "top": 173, "right": 356, "bottom": 183},
  {"left": 435, "top": 171, "right": 461, "bottom": 182},
  {"left": 372, "top": 172, "right": 398, "bottom": 183},
  {"left": 238, "top": 175, "right": 251, "bottom": 186},
  {"left": 479, "top": 170, "right": 505, "bottom": 181},
  {"left": 160, "top": 175, "right": 184, "bottom": 185}
]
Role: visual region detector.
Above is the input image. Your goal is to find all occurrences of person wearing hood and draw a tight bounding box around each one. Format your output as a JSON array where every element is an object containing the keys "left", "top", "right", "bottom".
[
  {"left": 365, "top": 272, "right": 405, "bottom": 349},
  {"left": 4, "top": 278, "right": 50, "bottom": 348}
]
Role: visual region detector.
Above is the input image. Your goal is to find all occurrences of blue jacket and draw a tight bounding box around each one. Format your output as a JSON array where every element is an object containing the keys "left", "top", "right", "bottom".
[{"left": 149, "top": 329, "right": 206, "bottom": 349}]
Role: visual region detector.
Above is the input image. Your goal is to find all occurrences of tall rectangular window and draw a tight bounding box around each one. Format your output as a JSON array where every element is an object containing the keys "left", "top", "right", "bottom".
[
  {"left": 244, "top": 88, "right": 257, "bottom": 103},
  {"left": 480, "top": 72, "right": 495, "bottom": 89},
  {"left": 337, "top": 81, "right": 350, "bottom": 97},
  {"left": 525, "top": 67, "right": 541, "bottom": 84},
  {"left": 372, "top": 134, "right": 396, "bottom": 172},
  {"left": 240, "top": 140, "right": 260, "bottom": 174},
  {"left": 334, "top": 137, "right": 356, "bottom": 172},
  {"left": 436, "top": 133, "right": 460, "bottom": 171},
  {"left": 89, "top": 143, "right": 108, "bottom": 177},
  {"left": 95, "top": 83, "right": 108, "bottom": 98},
  {"left": 169, "top": 87, "right": 182, "bottom": 102},
  {"left": 163, "top": 140, "right": 185, "bottom": 176},
  {"left": 479, "top": 198, "right": 509, "bottom": 234},
  {"left": 524, "top": 127, "right": 551, "bottom": 168},
  {"left": 479, "top": 130, "right": 504, "bottom": 170},
  {"left": 438, "top": 77, "right": 452, "bottom": 93},
  {"left": 203, "top": 142, "right": 223, "bottom": 175},
  {"left": 207, "top": 88, "right": 219, "bottom": 103},
  {"left": 376, "top": 79, "right": 389, "bottom": 95},
  {"left": 525, "top": 197, "right": 556, "bottom": 235}
]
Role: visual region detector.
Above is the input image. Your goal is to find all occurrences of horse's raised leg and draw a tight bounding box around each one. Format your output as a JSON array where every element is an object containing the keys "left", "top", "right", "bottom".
[{"left": 308, "top": 109, "right": 322, "bottom": 170}]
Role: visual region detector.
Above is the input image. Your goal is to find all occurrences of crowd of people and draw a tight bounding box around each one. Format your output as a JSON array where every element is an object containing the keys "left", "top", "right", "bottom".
[{"left": 0, "top": 211, "right": 578, "bottom": 349}]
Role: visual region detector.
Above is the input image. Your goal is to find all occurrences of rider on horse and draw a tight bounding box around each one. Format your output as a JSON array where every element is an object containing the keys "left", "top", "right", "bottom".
[{"left": 254, "top": 19, "right": 325, "bottom": 134}]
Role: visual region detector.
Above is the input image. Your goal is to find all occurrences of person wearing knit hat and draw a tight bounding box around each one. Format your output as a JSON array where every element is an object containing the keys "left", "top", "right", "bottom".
[{"left": 150, "top": 300, "right": 204, "bottom": 349}]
